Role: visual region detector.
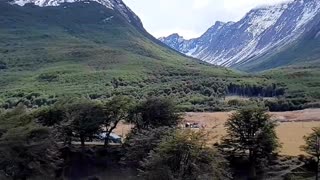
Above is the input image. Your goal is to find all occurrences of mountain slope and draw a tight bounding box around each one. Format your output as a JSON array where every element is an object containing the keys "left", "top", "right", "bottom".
[
  {"left": 0, "top": 0, "right": 255, "bottom": 110},
  {"left": 236, "top": 14, "right": 320, "bottom": 72},
  {"left": 159, "top": 0, "right": 320, "bottom": 72},
  {"left": 10, "top": 0, "right": 144, "bottom": 29},
  {"left": 1, "top": 0, "right": 319, "bottom": 111}
]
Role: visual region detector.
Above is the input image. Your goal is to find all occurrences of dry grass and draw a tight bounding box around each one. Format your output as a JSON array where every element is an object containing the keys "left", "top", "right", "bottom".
[
  {"left": 114, "top": 109, "right": 320, "bottom": 156},
  {"left": 184, "top": 109, "right": 320, "bottom": 156}
]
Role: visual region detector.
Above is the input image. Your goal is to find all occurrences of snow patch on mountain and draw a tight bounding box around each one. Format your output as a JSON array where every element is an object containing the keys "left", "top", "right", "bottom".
[
  {"left": 10, "top": 0, "right": 142, "bottom": 25},
  {"left": 13, "top": 0, "right": 114, "bottom": 9},
  {"left": 186, "top": 45, "right": 198, "bottom": 56},
  {"left": 159, "top": 0, "right": 320, "bottom": 68},
  {"left": 294, "top": 0, "right": 320, "bottom": 31},
  {"left": 245, "top": 4, "right": 286, "bottom": 37},
  {"left": 103, "top": 16, "right": 114, "bottom": 22}
]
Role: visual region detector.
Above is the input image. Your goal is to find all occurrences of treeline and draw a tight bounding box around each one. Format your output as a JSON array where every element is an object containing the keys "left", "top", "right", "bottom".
[
  {"left": 227, "top": 83, "right": 285, "bottom": 97},
  {"left": 0, "top": 98, "right": 320, "bottom": 179},
  {"left": 0, "top": 77, "right": 289, "bottom": 111},
  {"left": 264, "top": 98, "right": 307, "bottom": 112},
  {"left": 225, "top": 97, "right": 313, "bottom": 112},
  {"left": 1, "top": 92, "right": 57, "bottom": 109}
]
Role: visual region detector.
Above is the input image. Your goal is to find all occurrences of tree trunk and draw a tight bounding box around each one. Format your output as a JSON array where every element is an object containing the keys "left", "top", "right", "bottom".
[
  {"left": 249, "top": 149, "right": 257, "bottom": 180},
  {"left": 104, "top": 121, "right": 120, "bottom": 147},
  {"left": 249, "top": 162, "right": 256, "bottom": 180},
  {"left": 316, "top": 155, "right": 319, "bottom": 180},
  {"left": 104, "top": 132, "right": 110, "bottom": 147},
  {"left": 65, "top": 135, "right": 71, "bottom": 146},
  {"left": 80, "top": 135, "right": 85, "bottom": 148},
  {"left": 67, "top": 135, "right": 71, "bottom": 146}
]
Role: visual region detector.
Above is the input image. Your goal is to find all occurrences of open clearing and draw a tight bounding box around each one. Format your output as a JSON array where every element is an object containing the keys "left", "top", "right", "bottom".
[
  {"left": 185, "top": 109, "right": 320, "bottom": 156},
  {"left": 115, "top": 109, "right": 320, "bottom": 156}
]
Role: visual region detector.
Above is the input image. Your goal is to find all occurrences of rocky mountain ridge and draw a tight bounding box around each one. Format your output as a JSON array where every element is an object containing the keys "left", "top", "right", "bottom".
[
  {"left": 159, "top": 0, "right": 320, "bottom": 71},
  {"left": 10, "top": 0, "right": 143, "bottom": 28}
]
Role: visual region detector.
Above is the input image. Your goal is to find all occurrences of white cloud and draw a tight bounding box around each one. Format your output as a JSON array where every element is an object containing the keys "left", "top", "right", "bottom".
[
  {"left": 123, "top": 0, "right": 292, "bottom": 39},
  {"left": 192, "top": 0, "right": 210, "bottom": 9}
]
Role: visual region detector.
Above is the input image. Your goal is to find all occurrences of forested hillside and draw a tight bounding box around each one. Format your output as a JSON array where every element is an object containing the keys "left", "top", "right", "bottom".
[{"left": 0, "top": 1, "right": 300, "bottom": 111}]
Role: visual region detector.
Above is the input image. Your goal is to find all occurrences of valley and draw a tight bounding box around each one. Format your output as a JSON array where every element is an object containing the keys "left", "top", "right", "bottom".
[
  {"left": 0, "top": 0, "right": 319, "bottom": 179},
  {"left": 2, "top": 1, "right": 312, "bottom": 112}
]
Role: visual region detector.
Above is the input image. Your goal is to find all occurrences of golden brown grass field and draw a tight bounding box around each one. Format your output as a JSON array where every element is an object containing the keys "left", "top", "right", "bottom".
[
  {"left": 184, "top": 109, "right": 320, "bottom": 156},
  {"left": 115, "top": 109, "right": 320, "bottom": 156}
]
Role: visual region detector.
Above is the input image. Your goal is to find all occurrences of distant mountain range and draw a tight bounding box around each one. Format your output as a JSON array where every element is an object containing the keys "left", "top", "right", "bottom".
[{"left": 159, "top": 0, "right": 320, "bottom": 72}]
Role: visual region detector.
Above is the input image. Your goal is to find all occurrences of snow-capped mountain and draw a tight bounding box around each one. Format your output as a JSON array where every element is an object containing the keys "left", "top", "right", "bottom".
[
  {"left": 159, "top": 0, "right": 320, "bottom": 70},
  {"left": 10, "top": 0, "right": 143, "bottom": 28}
]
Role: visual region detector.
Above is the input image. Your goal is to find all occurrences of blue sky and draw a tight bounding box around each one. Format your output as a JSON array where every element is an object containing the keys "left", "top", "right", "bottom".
[{"left": 123, "top": 0, "right": 291, "bottom": 39}]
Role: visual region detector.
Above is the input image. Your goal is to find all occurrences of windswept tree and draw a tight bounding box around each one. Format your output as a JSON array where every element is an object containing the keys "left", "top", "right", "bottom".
[
  {"left": 35, "top": 97, "right": 132, "bottom": 147},
  {"left": 34, "top": 97, "right": 85, "bottom": 128},
  {"left": 65, "top": 100, "right": 105, "bottom": 147},
  {"left": 301, "top": 127, "right": 320, "bottom": 180},
  {"left": 222, "top": 107, "right": 280, "bottom": 179},
  {"left": 128, "top": 97, "right": 182, "bottom": 130},
  {"left": 139, "top": 130, "right": 230, "bottom": 180},
  {"left": 103, "top": 96, "right": 132, "bottom": 146}
]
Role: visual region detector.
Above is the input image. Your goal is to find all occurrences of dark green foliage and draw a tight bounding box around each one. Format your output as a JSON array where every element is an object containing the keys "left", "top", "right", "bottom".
[
  {"left": 222, "top": 107, "right": 280, "bottom": 178},
  {"left": 139, "top": 130, "right": 230, "bottom": 180},
  {"left": 0, "top": 104, "right": 33, "bottom": 130},
  {"left": 1, "top": 92, "right": 58, "bottom": 109},
  {"left": 0, "top": 106, "right": 62, "bottom": 179},
  {"left": 301, "top": 127, "right": 320, "bottom": 179},
  {"left": 35, "top": 105, "right": 66, "bottom": 126},
  {"left": 128, "top": 97, "right": 182, "bottom": 130},
  {"left": 38, "top": 72, "right": 59, "bottom": 82},
  {"left": 122, "top": 97, "right": 181, "bottom": 167},
  {"left": 0, "top": 126, "right": 62, "bottom": 180},
  {"left": 0, "top": 61, "right": 6, "bottom": 69},
  {"left": 301, "top": 127, "right": 320, "bottom": 157},
  {"left": 62, "top": 99, "right": 105, "bottom": 146},
  {"left": 264, "top": 64, "right": 320, "bottom": 105},
  {"left": 34, "top": 97, "right": 132, "bottom": 147},
  {"left": 102, "top": 96, "right": 132, "bottom": 146},
  {"left": 227, "top": 83, "right": 285, "bottom": 97},
  {"left": 264, "top": 98, "right": 306, "bottom": 112},
  {"left": 122, "top": 127, "right": 174, "bottom": 167}
]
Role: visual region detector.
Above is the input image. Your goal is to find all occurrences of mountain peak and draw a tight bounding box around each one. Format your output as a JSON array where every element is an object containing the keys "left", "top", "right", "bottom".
[
  {"left": 214, "top": 21, "right": 226, "bottom": 26},
  {"left": 168, "top": 33, "right": 183, "bottom": 38},
  {"left": 10, "top": 0, "right": 143, "bottom": 27},
  {"left": 160, "top": 0, "right": 320, "bottom": 71},
  {"left": 12, "top": 0, "right": 113, "bottom": 8}
]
